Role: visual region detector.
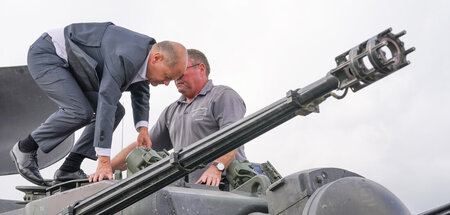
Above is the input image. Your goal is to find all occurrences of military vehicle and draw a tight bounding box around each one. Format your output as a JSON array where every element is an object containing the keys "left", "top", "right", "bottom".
[{"left": 1, "top": 28, "right": 446, "bottom": 215}]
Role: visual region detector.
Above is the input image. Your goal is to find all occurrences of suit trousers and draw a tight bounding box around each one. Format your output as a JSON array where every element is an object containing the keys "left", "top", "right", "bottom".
[{"left": 27, "top": 33, "right": 124, "bottom": 160}]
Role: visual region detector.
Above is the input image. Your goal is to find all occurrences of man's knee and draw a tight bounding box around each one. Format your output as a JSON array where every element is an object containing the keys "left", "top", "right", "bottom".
[{"left": 68, "top": 106, "right": 95, "bottom": 124}]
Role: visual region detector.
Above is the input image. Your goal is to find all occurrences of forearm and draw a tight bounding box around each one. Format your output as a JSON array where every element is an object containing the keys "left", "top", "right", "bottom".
[
  {"left": 111, "top": 142, "right": 138, "bottom": 171},
  {"left": 215, "top": 149, "right": 238, "bottom": 168}
]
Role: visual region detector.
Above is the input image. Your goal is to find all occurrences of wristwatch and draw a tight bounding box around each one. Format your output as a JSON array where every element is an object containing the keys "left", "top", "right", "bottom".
[{"left": 212, "top": 162, "right": 225, "bottom": 171}]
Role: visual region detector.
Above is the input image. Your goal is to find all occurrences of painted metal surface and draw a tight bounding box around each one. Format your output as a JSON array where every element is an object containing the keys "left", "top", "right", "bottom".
[{"left": 0, "top": 66, "right": 73, "bottom": 175}]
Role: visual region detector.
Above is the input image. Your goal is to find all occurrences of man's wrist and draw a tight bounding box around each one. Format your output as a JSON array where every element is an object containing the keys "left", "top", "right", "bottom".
[
  {"left": 212, "top": 162, "right": 225, "bottom": 171},
  {"left": 135, "top": 121, "right": 148, "bottom": 131},
  {"left": 139, "top": 126, "right": 148, "bottom": 133},
  {"left": 98, "top": 155, "right": 111, "bottom": 166}
]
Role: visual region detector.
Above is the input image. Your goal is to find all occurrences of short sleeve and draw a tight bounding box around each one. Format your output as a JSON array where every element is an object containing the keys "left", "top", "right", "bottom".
[
  {"left": 212, "top": 89, "right": 246, "bottom": 129},
  {"left": 149, "top": 106, "right": 173, "bottom": 151}
]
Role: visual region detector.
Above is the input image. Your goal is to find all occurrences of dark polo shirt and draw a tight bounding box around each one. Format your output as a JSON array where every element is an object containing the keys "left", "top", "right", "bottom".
[{"left": 150, "top": 80, "right": 247, "bottom": 182}]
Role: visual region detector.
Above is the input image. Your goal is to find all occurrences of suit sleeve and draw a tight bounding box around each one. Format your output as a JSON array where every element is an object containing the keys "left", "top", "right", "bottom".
[
  {"left": 128, "top": 80, "right": 150, "bottom": 130},
  {"left": 93, "top": 65, "right": 122, "bottom": 152}
]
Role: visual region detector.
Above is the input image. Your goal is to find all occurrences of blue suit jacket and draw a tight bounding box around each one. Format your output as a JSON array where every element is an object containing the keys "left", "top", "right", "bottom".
[{"left": 64, "top": 22, "right": 155, "bottom": 149}]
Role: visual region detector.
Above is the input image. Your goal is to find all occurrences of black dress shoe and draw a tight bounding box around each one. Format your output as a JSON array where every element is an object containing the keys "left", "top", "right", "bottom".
[
  {"left": 54, "top": 169, "right": 88, "bottom": 182},
  {"left": 9, "top": 142, "right": 46, "bottom": 186}
]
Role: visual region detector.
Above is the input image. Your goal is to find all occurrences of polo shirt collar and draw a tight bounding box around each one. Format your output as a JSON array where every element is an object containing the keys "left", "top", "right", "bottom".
[{"left": 198, "top": 79, "right": 214, "bottom": 96}]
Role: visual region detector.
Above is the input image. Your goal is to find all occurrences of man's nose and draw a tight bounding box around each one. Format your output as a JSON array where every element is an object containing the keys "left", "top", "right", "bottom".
[{"left": 163, "top": 80, "right": 170, "bottom": 86}]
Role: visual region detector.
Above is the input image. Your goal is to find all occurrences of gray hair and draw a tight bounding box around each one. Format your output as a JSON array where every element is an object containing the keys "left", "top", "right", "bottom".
[
  {"left": 187, "top": 49, "right": 211, "bottom": 77},
  {"left": 155, "top": 41, "right": 186, "bottom": 69}
]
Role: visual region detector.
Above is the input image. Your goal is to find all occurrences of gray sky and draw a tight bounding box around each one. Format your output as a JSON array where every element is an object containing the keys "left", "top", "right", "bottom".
[{"left": 1, "top": 0, "right": 449, "bottom": 213}]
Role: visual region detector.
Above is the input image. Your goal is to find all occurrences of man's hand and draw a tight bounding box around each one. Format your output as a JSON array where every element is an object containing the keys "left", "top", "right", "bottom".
[
  {"left": 195, "top": 165, "right": 222, "bottom": 186},
  {"left": 137, "top": 126, "right": 152, "bottom": 148},
  {"left": 89, "top": 155, "right": 113, "bottom": 183}
]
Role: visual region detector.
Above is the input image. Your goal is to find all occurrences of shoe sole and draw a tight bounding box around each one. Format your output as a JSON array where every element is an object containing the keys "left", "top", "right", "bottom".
[
  {"left": 9, "top": 149, "right": 48, "bottom": 187},
  {"left": 54, "top": 174, "right": 89, "bottom": 182}
]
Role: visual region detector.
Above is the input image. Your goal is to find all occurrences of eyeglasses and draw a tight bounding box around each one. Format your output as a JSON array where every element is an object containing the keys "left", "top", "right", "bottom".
[
  {"left": 177, "top": 63, "right": 200, "bottom": 80},
  {"left": 186, "top": 63, "right": 200, "bottom": 69},
  {"left": 176, "top": 73, "right": 184, "bottom": 81}
]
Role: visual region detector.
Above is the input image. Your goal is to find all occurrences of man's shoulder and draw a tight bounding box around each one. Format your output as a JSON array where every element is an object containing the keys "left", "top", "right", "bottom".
[
  {"left": 64, "top": 22, "right": 114, "bottom": 47},
  {"left": 209, "top": 85, "right": 242, "bottom": 99},
  {"left": 65, "top": 22, "right": 154, "bottom": 48},
  {"left": 210, "top": 84, "right": 238, "bottom": 94}
]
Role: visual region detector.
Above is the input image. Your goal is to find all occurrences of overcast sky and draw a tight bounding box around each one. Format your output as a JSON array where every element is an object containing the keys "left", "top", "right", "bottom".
[{"left": 1, "top": 0, "right": 449, "bottom": 214}]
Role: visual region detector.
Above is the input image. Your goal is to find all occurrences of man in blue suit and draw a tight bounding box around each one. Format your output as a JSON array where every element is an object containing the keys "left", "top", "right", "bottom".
[{"left": 10, "top": 22, "right": 187, "bottom": 186}]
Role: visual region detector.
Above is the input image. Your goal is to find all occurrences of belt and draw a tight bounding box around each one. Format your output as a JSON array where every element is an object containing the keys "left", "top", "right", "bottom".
[{"left": 41, "top": 33, "right": 53, "bottom": 44}]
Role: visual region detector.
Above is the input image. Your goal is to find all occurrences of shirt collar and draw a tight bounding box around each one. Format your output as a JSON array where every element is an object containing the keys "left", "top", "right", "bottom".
[
  {"left": 177, "top": 80, "right": 214, "bottom": 103},
  {"left": 139, "top": 52, "right": 150, "bottom": 80}
]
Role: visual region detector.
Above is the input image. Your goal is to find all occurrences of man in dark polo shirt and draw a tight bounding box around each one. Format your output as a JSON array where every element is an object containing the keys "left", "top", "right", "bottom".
[{"left": 110, "top": 49, "right": 247, "bottom": 186}]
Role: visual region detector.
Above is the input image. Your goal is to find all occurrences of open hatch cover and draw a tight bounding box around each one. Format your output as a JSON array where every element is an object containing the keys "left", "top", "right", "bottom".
[{"left": 0, "top": 66, "right": 73, "bottom": 175}]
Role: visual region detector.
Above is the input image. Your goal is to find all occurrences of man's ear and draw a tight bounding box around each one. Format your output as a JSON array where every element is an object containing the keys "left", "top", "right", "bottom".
[
  {"left": 199, "top": 64, "right": 207, "bottom": 77},
  {"left": 151, "top": 52, "right": 164, "bottom": 64}
]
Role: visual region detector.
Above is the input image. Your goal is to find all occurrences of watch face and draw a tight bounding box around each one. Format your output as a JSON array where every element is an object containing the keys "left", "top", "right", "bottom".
[
  {"left": 217, "top": 163, "right": 224, "bottom": 171},
  {"left": 214, "top": 162, "right": 225, "bottom": 171}
]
